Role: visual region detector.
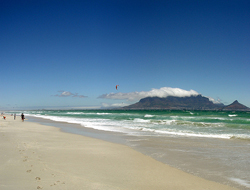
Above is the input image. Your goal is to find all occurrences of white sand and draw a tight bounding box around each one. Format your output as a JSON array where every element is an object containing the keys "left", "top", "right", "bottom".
[{"left": 0, "top": 116, "right": 238, "bottom": 190}]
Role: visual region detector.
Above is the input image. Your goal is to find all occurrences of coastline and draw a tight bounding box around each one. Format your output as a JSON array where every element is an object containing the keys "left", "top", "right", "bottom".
[{"left": 0, "top": 115, "right": 238, "bottom": 190}]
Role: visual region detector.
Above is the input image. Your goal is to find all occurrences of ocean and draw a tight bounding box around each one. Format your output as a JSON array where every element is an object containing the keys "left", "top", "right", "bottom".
[{"left": 8, "top": 109, "right": 250, "bottom": 189}]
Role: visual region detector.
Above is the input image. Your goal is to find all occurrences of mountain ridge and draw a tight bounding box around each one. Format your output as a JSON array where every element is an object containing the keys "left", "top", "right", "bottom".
[
  {"left": 223, "top": 100, "right": 250, "bottom": 111},
  {"left": 122, "top": 95, "right": 250, "bottom": 111}
]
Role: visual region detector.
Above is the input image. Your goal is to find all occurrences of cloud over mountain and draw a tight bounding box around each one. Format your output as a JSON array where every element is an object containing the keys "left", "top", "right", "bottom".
[{"left": 99, "top": 87, "right": 199, "bottom": 101}]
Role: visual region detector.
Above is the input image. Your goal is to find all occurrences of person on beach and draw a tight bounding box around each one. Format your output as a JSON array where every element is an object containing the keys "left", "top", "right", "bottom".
[
  {"left": 14, "top": 114, "right": 16, "bottom": 120},
  {"left": 21, "top": 113, "right": 25, "bottom": 122},
  {"left": 3, "top": 116, "right": 6, "bottom": 120}
]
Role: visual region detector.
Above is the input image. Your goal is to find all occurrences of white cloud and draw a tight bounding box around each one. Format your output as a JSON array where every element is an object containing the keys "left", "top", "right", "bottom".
[
  {"left": 54, "top": 91, "right": 87, "bottom": 98},
  {"left": 98, "top": 87, "right": 199, "bottom": 101},
  {"left": 60, "top": 91, "right": 73, "bottom": 97},
  {"left": 207, "top": 96, "right": 222, "bottom": 104},
  {"left": 101, "top": 102, "right": 129, "bottom": 108}
]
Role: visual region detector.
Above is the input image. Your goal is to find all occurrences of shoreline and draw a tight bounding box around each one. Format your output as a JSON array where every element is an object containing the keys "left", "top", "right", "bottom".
[
  {"left": 0, "top": 115, "right": 238, "bottom": 189},
  {"left": 26, "top": 115, "right": 250, "bottom": 190}
]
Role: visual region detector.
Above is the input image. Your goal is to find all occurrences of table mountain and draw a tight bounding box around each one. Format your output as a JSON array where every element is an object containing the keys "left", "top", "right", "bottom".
[{"left": 122, "top": 95, "right": 250, "bottom": 111}]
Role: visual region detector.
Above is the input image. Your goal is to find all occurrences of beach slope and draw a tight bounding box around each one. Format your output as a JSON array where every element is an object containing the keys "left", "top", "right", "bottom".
[{"left": 0, "top": 117, "right": 237, "bottom": 190}]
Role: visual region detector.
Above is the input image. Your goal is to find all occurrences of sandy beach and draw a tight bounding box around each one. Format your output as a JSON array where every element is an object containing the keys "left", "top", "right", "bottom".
[{"left": 0, "top": 115, "right": 238, "bottom": 190}]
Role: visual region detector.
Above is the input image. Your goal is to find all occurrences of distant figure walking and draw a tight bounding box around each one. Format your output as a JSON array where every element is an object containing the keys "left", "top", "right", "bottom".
[
  {"left": 21, "top": 113, "right": 25, "bottom": 122},
  {"left": 14, "top": 114, "right": 16, "bottom": 120}
]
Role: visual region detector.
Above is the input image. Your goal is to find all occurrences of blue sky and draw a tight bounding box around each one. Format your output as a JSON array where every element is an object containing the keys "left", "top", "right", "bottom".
[{"left": 1, "top": 0, "right": 249, "bottom": 110}]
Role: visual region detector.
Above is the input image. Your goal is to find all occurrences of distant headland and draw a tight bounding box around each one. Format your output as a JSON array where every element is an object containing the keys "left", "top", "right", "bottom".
[{"left": 121, "top": 95, "right": 250, "bottom": 111}]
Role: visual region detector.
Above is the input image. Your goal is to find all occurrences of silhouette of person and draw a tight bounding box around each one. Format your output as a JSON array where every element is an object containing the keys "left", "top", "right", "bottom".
[{"left": 21, "top": 113, "right": 25, "bottom": 122}]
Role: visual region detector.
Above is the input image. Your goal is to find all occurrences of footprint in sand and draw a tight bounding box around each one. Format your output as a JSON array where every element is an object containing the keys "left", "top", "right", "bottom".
[
  {"left": 50, "top": 181, "right": 66, "bottom": 186},
  {"left": 26, "top": 170, "right": 32, "bottom": 173},
  {"left": 35, "top": 177, "right": 41, "bottom": 181},
  {"left": 37, "top": 186, "right": 43, "bottom": 189}
]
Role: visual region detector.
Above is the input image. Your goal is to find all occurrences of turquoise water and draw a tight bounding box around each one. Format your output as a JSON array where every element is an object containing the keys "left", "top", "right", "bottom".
[
  {"left": 14, "top": 109, "right": 250, "bottom": 140},
  {"left": 7, "top": 109, "right": 250, "bottom": 189}
]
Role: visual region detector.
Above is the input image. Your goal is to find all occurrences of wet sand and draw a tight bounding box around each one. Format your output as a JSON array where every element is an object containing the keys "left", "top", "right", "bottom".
[{"left": 0, "top": 116, "right": 238, "bottom": 190}]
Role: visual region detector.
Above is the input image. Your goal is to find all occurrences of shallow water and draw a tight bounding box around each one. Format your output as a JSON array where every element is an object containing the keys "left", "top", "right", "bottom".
[{"left": 20, "top": 110, "right": 250, "bottom": 140}]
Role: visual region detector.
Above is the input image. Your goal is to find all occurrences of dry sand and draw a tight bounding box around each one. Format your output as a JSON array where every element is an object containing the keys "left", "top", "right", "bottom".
[{"left": 0, "top": 115, "right": 238, "bottom": 190}]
